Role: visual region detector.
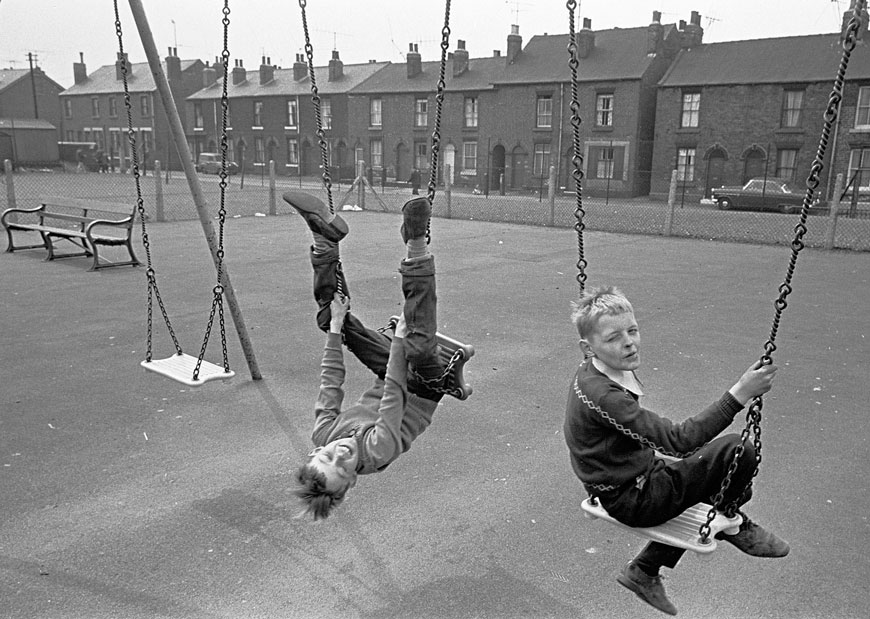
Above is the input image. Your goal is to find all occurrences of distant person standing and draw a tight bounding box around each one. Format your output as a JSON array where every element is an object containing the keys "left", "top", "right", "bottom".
[
  {"left": 409, "top": 168, "right": 421, "bottom": 195},
  {"left": 75, "top": 148, "right": 86, "bottom": 173}
]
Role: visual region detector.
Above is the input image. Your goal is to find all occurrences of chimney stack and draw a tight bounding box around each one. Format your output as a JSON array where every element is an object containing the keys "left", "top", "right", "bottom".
[
  {"left": 506, "top": 24, "right": 522, "bottom": 64},
  {"left": 115, "top": 51, "right": 129, "bottom": 81},
  {"left": 841, "top": 0, "right": 869, "bottom": 42},
  {"left": 73, "top": 52, "right": 87, "bottom": 85},
  {"left": 576, "top": 18, "right": 595, "bottom": 58},
  {"left": 165, "top": 47, "right": 182, "bottom": 85},
  {"left": 232, "top": 58, "right": 247, "bottom": 85},
  {"left": 260, "top": 55, "right": 275, "bottom": 84},
  {"left": 202, "top": 61, "right": 217, "bottom": 87},
  {"left": 453, "top": 39, "right": 469, "bottom": 76},
  {"left": 680, "top": 11, "right": 704, "bottom": 48},
  {"left": 328, "top": 50, "right": 343, "bottom": 81},
  {"left": 407, "top": 43, "right": 422, "bottom": 78},
  {"left": 647, "top": 11, "right": 664, "bottom": 55},
  {"left": 293, "top": 53, "right": 308, "bottom": 81}
]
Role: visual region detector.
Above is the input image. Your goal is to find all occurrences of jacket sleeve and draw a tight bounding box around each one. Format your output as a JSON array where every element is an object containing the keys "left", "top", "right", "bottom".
[
  {"left": 363, "top": 334, "right": 409, "bottom": 467},
  {"left": 311, "top": 332, "right": 346, "bottom": 446},
  {"left": 596, "top": 383, "right": 743, "bottom": 457}
]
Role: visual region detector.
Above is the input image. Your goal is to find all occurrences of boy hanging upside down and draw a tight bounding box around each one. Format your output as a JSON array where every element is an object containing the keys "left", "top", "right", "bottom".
[
  {"left": 564, "top": 286, "right": 789, "bottom": 616},
  {"left": 284, "top": 191, "right": 448, "bottom": 520}
]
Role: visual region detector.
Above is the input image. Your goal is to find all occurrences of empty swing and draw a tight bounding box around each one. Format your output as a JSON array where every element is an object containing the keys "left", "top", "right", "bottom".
[
  {"left": 570, "top": 0, "right": 864, "bottom": 552},
  {"left": 114, "top": 0, "right": 245, "bottom": 386},
  {"left": 296, "top": 0, "right": 474, "bottom": 400}
]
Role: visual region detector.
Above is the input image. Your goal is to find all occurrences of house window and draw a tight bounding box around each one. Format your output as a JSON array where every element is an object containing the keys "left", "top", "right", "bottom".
[
  {"left": 321, "top": 98, "right": 332, "bottom": 130},
  {"left": 91, "top": 96, "right": 100, "bottom": 118},
  {"left": 414, "top": 141, "right": 428, "bottom": 170},
  {"left": 65, "top": 129, "right": 75, "bottom": 141},
  {"left": 370, "top": 98, "right": 382, "bottom": 127},
  {"left": 680, "top": 92, "right": 700, "bottom": 128},
  {"left": 415, "top": 98, "right": 428, "bottom": 127},
  {"left": 855, "top": 87, "right": 870, "bottom": 128},
  {"left": 676, "top": 147, "right": 696, "bottom": 181},
  {"left": 140, "top": 129, "right": 153, "bottom": 155},
  {"left": 194, "top": 102, "right": 204, "bottom": 129},
  {"left": 254, "top": 137, "right": 265, "bottom": 164},
  {"left": 464, "top": 97, "right": 478, "bottom": 128},
  {"left": 776, "top": 148, "right": 799, "bottom": 181},
  {"left": 140, "top": 94, "right": 151, "bottom": 117},
  {"left": 63, "top": 99, "right": 72, "bottom": 119},
  {"left": 596, "top": 93, "right": 614, "bottom": 127},
  {"left": 370, "top": 138, "right": 383, "bottom": 168},
  {"left": 253, "top": 101, "right": 264, "bottom": 127},
  {"left": 286, "top": 99, "right": 298, "bottom": 128},
  {"left": 462, "top": 141, "right": 478, "bottom": 172},
  {"left": 597, "top": 147, "right": 615, "bottom": 178},
  {"left": 286, "top": 138, "right": 299, "bottom": 166},
  {"left": 847, "top": 148, "right": 870, "bottom": 193},
  {"left": 108, "top": 96, "right": 118, "bottom": 118},
  {"left": 533, "top": 143, "right": 551, "bottom": 176},
  {"left": 781, "top": 90, "right": 804, "bottom": 128},
  {"left": 536, "top": 95, "right": 552, "bottom": 128}
]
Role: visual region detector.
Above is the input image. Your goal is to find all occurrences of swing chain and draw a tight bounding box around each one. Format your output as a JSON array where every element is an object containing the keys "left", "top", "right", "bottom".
[
  {"left": 193, "top": 0, "right": 233, "bottom": 381},
  {"left": 700, "top": 1, "right": 864, "bottom": 543},
  {"left": 113, "top": 0, "right": 183, "bottom": 359},
  {"left": 425, "top": 0, "right": 452, "bottom": 244},
  {"left": 298, "top": 0, "right": 335, "bottom": 216},
  {"left": 566, "top": 0, "right": 587, "bottom": 292}
]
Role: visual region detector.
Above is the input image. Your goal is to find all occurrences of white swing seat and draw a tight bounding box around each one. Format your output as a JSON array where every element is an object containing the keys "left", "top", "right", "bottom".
[
  {"left": 141, "top": 353, "right": 235, "bottom": 387},
  {"left": 580, "top": 497, "right": 743, "bottom": 555}
]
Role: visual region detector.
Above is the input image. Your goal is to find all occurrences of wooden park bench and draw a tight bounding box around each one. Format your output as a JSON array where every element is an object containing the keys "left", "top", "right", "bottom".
[{"left": 2, "top": 196, "right": 141, "bottom": 271}]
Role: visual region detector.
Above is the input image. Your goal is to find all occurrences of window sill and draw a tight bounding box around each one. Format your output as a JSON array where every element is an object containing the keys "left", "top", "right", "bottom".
[
  {"left": 284, "top": 126, "right": 298, "bottom": 131},
  {"left": 591, "top": 126, "right": 614, "bottom": 132},
  {"left": 252, "top": 126, "right": 264, "bottom": 131}
]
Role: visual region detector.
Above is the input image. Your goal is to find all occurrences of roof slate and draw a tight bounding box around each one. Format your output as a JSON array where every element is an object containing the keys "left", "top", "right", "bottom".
[
  {"left": 659, "top": 33, "right": 870, "bottom": 87},
  {"left": 187, "top": 61, "right": 389, "bottom": 100},
  {"left": 61, "top": 60, "right": 200, "bottom": 95},
  {"left": 0, "top": 117, "right": 57, "bottom": 130}
]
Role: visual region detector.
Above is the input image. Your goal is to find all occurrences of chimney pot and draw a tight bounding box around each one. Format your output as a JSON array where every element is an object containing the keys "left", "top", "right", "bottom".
[{"left": 506, "top": 25, "right": 522, "bottom": 64}]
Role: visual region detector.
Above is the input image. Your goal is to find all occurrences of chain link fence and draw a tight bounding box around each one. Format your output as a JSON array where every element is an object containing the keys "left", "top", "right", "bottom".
[{"left": 3, "top": 160, "right": 869, "bottom": 252}]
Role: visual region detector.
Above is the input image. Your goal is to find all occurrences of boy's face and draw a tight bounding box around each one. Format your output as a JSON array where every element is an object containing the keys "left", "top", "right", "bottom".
[
  {"left": 584, "top": 311, "right": 641, "bottom": 373},
  {"left": 307, "top": 437, "right": 359, "bottom": 492}
]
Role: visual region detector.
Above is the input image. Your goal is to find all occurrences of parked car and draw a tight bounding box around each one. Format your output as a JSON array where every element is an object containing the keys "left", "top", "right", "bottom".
[
  {"left": 195, "top": 152, "right": 239, "bottom": 175},
  {"left": 712, "top": 177, "right": 821, "bottom": 214}
]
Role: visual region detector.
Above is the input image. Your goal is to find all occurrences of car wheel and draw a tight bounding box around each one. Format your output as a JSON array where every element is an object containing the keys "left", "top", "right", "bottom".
[
  {"left": 780, "top": 204, "right": 798, "bottom": 214},
  {"left": 717, "top": 198, "right": 732, "bottom": 210}
]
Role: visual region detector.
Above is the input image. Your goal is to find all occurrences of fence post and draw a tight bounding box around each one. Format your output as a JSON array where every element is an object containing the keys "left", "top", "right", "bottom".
[
  {"left": 825, "top": 173, "right": 844, "bottom": 250},
  {"left": 154, "top": 159, "right": 165, "bottom": 222},
  {"left": 445, "top": 164, "right": 452, "bottom": 219},
  {"left": 4, "top": 159, "right": 16, "bottom": 220},
  {"left": 548, "top": 165, "right": 557, "bottom": 226},
  {"left": 268, "top": 160, "right": 277, "bottom": 216},
  {"left": 357, "top": 160, "right": 365, "bottom": 210},
  {"left": 665, "top": 169, "right": 678, "bottom": 236}
]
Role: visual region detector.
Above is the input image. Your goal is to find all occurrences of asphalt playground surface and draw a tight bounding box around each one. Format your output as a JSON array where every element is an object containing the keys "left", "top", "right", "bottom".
[{"left": 1, "top": 206, "right": 868, "bottom": 619}]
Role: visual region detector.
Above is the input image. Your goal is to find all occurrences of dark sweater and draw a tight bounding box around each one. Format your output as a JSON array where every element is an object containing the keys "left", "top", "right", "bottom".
[{"left": 564, "top": 359, "right": 744, "bottom": 492}]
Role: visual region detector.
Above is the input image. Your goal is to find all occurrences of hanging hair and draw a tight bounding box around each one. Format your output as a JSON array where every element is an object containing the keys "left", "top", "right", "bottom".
[
  {"left": 570, "top": 285, "right": 634, "bottom": 339},
  {"left": 293, "top": 463, "right": 351, "bottom": 520}
]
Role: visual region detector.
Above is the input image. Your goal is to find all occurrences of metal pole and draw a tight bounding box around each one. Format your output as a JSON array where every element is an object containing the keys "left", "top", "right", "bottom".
[{"left": 127, "top": 0, "right": 261, "bottom": 381}]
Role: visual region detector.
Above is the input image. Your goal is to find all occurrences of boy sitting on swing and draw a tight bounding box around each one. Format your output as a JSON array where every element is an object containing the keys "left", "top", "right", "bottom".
[
  {"left": 284, "top": 191, "right": 448, "bottom": 520},
  {"left": 564, "top": 286, "right": 789, "bottom": 616}
]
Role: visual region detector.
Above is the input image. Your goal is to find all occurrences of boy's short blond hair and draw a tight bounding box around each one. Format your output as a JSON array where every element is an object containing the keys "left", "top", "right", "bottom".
[{"left": 570, "top": 285, "right": 634, "bottom": 339}]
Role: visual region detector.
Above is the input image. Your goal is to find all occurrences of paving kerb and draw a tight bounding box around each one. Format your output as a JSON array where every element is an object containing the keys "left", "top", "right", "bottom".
[{"left": 1, "top": 209, "right": 868, "bottom": 618}]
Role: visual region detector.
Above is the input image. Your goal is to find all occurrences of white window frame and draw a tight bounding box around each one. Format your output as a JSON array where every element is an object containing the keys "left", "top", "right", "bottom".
[
  {"left": 415, "top": 97, "right": 428, "bottom": 127},
  {"left": 462, "top": 141, "right": 478, "bottom": 172},
  {"left": 781, "top": 90, "right": 803, "bottom": 128},
  {"left": 253, "top": 100, "right": 264, "bottom": 128},
  {"left": 464, "top": 97, "right": 478, "bottom": 128},
  {"left": 676, "top": 147, "right": 696, "bottom": 181},
  {"left": 321, "top": 98, "right": 332, "bottom": 130},
  {"left": 370, "top": 98, "right": 382, "bottom": 127},
  {"left": 536, "top": 95, "right": 552, "bottom": 128},
  {"left": 680, "top": 92, "right": 700, "bottom": 128},
  {"left": 533, "top": 143, "right": 551, "bottom": 176},
  {"left": 856, "top": 87, "right": 870, "bottom": 128},
  {"left": 596, "top": 93, "right": 614, "bottom": 127},
  {"left": 286, "top": 99, "right": 298, "bottom": 129},
  {"left": 370, "top": 138, "right": 383, "bottom": 168}
]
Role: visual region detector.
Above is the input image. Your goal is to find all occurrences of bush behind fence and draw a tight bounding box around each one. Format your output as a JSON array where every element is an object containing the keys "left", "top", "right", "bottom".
[{"left": 3, "top": 163, "right": 869, "bottom": 252}]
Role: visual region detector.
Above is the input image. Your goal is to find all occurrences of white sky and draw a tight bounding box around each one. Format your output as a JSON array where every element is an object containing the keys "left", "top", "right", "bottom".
[{"left": 0, "top": 1, "right": 854, "bottom": 89}]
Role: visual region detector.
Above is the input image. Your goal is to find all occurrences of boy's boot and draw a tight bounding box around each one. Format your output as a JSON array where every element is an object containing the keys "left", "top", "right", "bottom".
[
  {"left": 716, "top": 513, "right": 790, "bottom": 557},
  {"left": 283, "top": 191, "right": 348, "bottom": 243},
  {"left": 616, "top": 562, "right": 678, "bottom": 616},
  {"left": 401, "top": 197, "right": 431, "bottom": 243}
]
